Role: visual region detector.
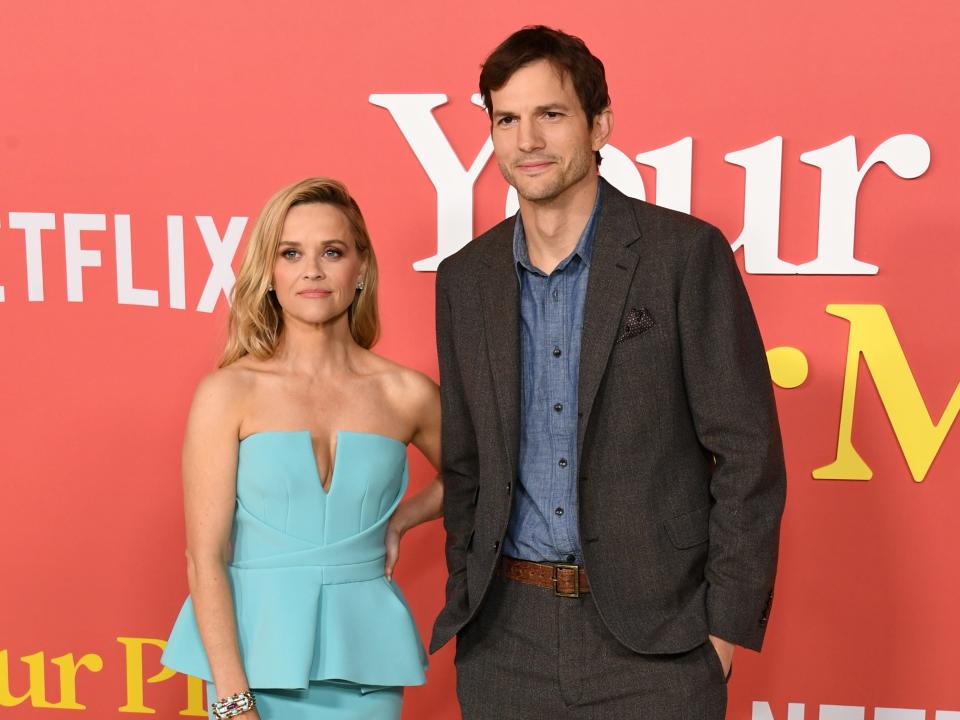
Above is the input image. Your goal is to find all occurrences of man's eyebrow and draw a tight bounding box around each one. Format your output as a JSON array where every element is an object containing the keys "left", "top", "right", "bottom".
[{"left": 493, "top": 104, "right": 572, "bottom": 118}]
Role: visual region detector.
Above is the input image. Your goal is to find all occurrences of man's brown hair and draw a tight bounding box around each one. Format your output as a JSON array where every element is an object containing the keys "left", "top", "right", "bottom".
[{"left": 479, "top": 25, "right": 610, "bottom": 166}]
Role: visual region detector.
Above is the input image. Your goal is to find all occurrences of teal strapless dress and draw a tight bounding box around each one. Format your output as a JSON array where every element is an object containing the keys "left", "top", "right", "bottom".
[{"left": 161, "top": 430, "right": 427, "bottom": 718}]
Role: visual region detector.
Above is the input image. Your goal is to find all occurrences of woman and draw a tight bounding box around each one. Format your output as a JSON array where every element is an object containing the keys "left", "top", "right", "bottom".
[{"left": 162, "top": 177, "right": 443, "bottom": 719}]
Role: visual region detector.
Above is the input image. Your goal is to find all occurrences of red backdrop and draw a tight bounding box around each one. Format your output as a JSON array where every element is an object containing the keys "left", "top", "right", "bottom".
[{"left": 2, "top": 2, "right": 958, "bottom": 718}]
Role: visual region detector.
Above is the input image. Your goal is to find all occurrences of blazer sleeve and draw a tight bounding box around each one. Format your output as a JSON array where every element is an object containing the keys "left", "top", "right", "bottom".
[
  {"left": 677, "top": 225, "right": 787, "bottom": 651},
  {"left": 430, "top": 264, "right": 480, "bottom": 650}
]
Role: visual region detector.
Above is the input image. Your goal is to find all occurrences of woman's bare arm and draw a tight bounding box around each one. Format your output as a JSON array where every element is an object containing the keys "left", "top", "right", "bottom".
[
  {"left": 181, "top": 370, "right": 257, "bottom": 711},
  {"left": 384, "top": 373, "right": 443, "bottom": 579}
]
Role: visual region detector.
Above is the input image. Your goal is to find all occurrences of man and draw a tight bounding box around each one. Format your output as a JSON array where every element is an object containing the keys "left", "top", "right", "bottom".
[{"left": 431, "top": 25, "right": 786, "bottom": 719}]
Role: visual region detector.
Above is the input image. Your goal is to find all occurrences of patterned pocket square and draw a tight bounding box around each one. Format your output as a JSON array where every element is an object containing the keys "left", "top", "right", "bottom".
[{"left": 615, "top": 307, "right": 655, "bottom": 344}]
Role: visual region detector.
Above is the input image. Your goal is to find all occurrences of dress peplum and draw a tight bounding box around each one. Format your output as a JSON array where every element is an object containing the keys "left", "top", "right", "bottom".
[{"left": 162, "top": 430, "right": 428, "bottom": 691}]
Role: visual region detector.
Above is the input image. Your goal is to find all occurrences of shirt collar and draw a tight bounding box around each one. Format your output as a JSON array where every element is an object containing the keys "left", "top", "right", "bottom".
[{"left": 513, "top": 181, "right": 603, "bottom": 277}]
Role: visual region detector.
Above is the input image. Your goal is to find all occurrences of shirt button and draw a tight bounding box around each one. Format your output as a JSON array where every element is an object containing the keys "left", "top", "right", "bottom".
[
  {"left": 555, "top": 507, "right": 564, "bottom": 516},
  {"left": 552, "top": 289, "right": 559, "bottom": 300},
  {"left": 553, "top": 403, "right": 563, "bottom": 413},
  {"left": 553, "top": 347, "right": 562, "bottom": 358},
  {"left": 566, "top": 554, "right": 576, "bottom": 563},
  {"left": 558, "top": 458, "right": 568, "bottom": 468}
]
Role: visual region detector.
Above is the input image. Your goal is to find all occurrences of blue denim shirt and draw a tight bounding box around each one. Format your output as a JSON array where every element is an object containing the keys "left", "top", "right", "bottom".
[{"left": 503, "top": 185, "right": 602, "bottom": 563}]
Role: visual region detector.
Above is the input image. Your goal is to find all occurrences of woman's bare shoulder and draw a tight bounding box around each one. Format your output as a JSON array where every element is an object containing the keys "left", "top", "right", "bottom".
[
  {"left": 362, "top": 351, "right": 435, "bottom": 390},
  {"left": 188, "top": 357, "right": 268, "bottom": 426},
  {"left": 362, "top": 354, "right": 439, "bottom": 417},
  {"left": 197, "top": 362, "right": 253, "bottom": 398}
]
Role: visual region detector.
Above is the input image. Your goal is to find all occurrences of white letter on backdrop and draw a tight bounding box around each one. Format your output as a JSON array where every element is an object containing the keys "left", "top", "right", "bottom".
[
  {"left": 64, "top": 213, "right": 106, "bottom": 302},
  {"left": 874, "top": 710, "right": 925, "bottom": 720},
  {"left": 751, "top": 702, "right": 806, "bottom": 720},
  {"left": 115, "top": 215, "right": 159, "bottom": 307},
  {"left": 635, "top": 137, "right": 692, "bottom": 213},
  {"left": 369, "top": 93, "right": 493, "bottom": 271},
  {"left": 818, "top": 706, "right": 864, "bottom": 720},
  {"left": 725, "top": 137, "right": 796, "bottom": 274},
  {"left": 167, "top": 216, "right": 186, "bottom": 310},
  {"left": 196, "top": 216, "right": 246, "bottom": 313},
  {"left": 8, "top": 212, "right": 56, "bottom": 301},
  {"left": 798, "top": 134, "right": 930, "bottom": 274}
]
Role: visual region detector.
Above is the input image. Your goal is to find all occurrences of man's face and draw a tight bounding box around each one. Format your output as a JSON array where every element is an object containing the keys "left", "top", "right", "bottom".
[{"left": 489, "top": 59, "right": 605, "bottom": 203}]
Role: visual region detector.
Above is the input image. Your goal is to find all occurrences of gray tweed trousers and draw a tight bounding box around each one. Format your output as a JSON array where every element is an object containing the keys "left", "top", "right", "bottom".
[{"left": 455, "top": 574, "right": 727, "bottom": 720}]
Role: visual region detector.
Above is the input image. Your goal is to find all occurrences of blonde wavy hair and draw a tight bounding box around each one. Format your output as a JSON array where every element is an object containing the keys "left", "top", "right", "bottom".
[{"left": 220, "top": 177, "right": 380, "bottom": 367}]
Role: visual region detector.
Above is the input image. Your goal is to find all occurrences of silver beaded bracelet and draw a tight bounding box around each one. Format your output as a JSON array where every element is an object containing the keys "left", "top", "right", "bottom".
[{"left": 211, "top": 690, "right": 256, "bottom": 719}]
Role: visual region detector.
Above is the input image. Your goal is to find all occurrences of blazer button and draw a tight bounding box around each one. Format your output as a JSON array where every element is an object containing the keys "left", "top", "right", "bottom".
[
  {"left": 506, "top": 481, "right": 512, "bottom": 493},
  {"left": 492, "top": 540, "right": 500, "bottom": 551}
]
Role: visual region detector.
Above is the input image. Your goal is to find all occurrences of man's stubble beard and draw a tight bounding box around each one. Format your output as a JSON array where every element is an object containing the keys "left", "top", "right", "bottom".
[{"left": 499, "top": 147, "right": 594, "bottom": 203}]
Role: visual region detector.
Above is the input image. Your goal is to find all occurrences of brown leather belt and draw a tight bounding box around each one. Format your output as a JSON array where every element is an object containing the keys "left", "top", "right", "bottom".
[{"left": 498, "top": 556, "right": 591, "bottom": 598}]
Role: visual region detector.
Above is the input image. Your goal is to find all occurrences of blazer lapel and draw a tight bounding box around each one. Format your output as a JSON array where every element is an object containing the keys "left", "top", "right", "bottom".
[
  {"left": 478, "top": 224, "right": 521, "bottom": 479},
  {"left": 578, "top": 181, "right": 643, "bottom": 458}
]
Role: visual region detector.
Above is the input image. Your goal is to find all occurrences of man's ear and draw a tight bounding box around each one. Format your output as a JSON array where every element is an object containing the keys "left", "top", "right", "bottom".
[{"left": 591, "top": 107, "right": 614, "bottom": 152}]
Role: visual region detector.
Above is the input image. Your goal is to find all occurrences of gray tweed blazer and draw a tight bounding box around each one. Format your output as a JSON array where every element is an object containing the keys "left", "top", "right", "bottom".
[{"left": 430, "top": 178, "right": 786, "bottom": 655}]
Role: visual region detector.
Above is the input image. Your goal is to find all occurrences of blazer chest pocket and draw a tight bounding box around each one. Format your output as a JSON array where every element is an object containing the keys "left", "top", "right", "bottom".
[
  {"left": 614, "top": 306, "right": 656, "bottom": 345},
  {"left": 664, "top": 505, "right": 710, "bottom": 549},
  {"left": 609, "top": 306, "right": 662, "bottom": 375}
]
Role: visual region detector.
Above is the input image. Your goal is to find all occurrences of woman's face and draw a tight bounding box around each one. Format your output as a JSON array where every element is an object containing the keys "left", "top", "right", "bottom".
[{"left": 272, "top": 202, "right": 366, "bottom": 329}]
